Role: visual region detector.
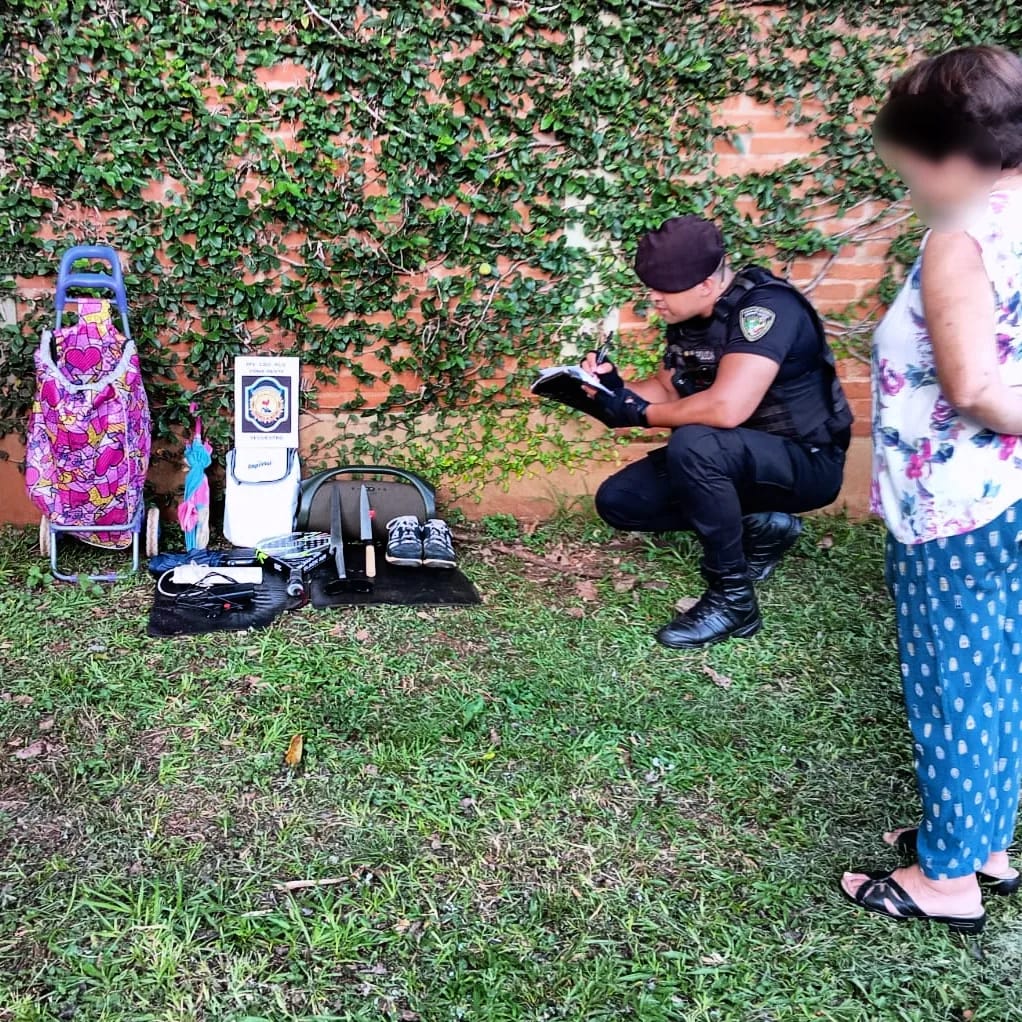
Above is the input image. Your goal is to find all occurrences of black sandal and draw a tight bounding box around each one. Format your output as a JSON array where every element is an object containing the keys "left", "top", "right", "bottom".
[
  {"left": 892, "top": 828, "right": 1021, "bottom": 897},
  {"left": 841, "top": 870, "right": 986, "bottom": 935}
]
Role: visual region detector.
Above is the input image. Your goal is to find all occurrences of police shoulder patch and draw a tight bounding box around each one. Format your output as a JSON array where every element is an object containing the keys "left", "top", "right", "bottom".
[{"left": 739, "top": 305, "right": 776, "bottom": 343}]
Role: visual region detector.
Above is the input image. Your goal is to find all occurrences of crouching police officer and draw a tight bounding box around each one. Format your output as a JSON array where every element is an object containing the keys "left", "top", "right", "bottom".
[{"left": 587, "top": 215, "right": 852, "bottom": 650}]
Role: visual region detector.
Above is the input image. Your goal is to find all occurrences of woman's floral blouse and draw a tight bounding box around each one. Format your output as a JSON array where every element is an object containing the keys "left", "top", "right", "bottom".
[{"left": 872, "top": 190, "right": 1022, "bottom": 544}]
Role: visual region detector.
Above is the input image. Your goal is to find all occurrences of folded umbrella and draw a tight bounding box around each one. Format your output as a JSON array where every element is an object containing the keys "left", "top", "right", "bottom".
[{"left": 178, "top": 403, "right": 212, "bottom": 551}]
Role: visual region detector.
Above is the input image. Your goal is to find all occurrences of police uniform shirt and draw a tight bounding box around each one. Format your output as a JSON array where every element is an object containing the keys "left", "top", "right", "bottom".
[
  {"left": 733, "top": 284, "right": 817, "bottom": 357},
  {"left": 664, "top": 276, "right": 835, "bottom": 440},
  {"left": 727, "top": 285, "right": 826, "bottom": 436}
]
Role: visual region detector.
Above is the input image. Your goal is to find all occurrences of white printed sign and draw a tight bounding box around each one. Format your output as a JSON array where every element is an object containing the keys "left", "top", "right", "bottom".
[{"left": 233, "top": 355, "right": 300, "bottom": 448}]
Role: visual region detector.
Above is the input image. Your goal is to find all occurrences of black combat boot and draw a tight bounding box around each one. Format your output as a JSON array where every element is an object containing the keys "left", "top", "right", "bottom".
[
  {"left": 655, "top": 568, "right": 762, "bottom": 650},
  {"left": 742, "top": 512, "right": 803, "bottom": 583}
]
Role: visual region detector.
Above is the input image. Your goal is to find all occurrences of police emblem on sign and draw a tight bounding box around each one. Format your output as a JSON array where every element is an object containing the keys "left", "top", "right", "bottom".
[
  {"left": 244, "top": 376, "right": 289, "bottom": 432},
  {"left": 739, "top": 306, "right": 776, "bottom": 342}
]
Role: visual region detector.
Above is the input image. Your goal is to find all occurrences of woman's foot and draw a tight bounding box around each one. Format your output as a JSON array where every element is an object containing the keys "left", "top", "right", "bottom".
[
  {"left": 885, "top": 826, "right": 1020, "bottom": 885},
  {"left": 841, "top": 864, "right": 984, "bottom": 932}
]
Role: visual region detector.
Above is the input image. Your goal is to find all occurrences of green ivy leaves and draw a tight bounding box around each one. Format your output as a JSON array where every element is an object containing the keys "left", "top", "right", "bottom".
[{"left": 2, "top": 1, "right": 1020, "bottom": 495}]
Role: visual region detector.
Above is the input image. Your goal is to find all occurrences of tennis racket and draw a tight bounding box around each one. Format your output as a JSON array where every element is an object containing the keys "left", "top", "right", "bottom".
[{"left": 254, "top": 531, "right": 332, "bottom": 597}]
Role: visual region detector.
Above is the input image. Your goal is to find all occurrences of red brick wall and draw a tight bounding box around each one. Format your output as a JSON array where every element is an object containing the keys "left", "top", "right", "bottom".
[{"left": 2, "top": 60, "right": 890, "bottom": 527}]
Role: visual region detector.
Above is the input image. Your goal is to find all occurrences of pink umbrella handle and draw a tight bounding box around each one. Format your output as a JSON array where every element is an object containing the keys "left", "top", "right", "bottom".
[
  {"left": 189, "top": 401, "right": 203, "bottom": 442},
  {"left": 178, "top": 499, "right": 198, "bottom": 532}
]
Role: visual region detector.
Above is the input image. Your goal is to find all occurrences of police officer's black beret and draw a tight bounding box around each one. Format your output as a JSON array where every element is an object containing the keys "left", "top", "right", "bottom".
[{"left": 634, "top": 216, "right": 725, "bottom": 293}]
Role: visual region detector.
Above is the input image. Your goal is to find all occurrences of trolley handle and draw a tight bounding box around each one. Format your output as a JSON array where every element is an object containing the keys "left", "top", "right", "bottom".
[{"left": 55, "top": 245, "right": 131, "bottom": 337}]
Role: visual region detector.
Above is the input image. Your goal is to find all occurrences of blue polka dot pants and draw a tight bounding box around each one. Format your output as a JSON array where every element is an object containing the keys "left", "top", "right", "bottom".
[{"left": 887, "top": 501, "right": 1022, "bottom": 881}]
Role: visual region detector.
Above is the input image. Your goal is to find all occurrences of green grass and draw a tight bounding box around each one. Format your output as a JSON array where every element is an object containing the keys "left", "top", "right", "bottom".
[{"left": 1, "top": 514, "right": 1020, "bottom": 1022}]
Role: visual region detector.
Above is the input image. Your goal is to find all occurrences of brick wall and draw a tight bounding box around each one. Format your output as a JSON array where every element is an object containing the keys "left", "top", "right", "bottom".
[{"left": 0, "top": 46, "right": 891, "bottom": 528}]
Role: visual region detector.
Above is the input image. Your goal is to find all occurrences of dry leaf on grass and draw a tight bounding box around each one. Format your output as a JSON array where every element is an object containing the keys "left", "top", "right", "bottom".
[
  {"left": 1, "top": 693, "right": 33, "bottom": 706},
  {"left": 37, "top": 718, "right": 55, "bottom": 732},
  {"left": 237, "top": 675, "right": 265, "bottom": 695},
  {"left": 394, "top": 917, "right": 425, "bottom": 936},
  {"left": 613, "top": 576, "right": 637, "bottom": 593},
  {"left": 674, "top": 596, "right": 699, "bottom": 614},
  {"left": 284, "top": 734, "right": 304, "bottom": 767},
  {"left": 703, "top": 665, "right": 734, "bottom": 690},
  {"left": 12, "top": 740, "right": 48, "bottom": 760},
  {"left": 487, "top": 542, "right": 607, "bottom": 580},
  {"left": 274, "top": 876, "right": 347, "bottom": 892},
  {"left": 575, "top": 579, "right": 599, "bottom": 601},
  {"left": 817, "top": 533, "right": 835, "bottom": 550},
  {"left": 564, "top": 607, "right": 585, "bottom": 619},
  {"left": 354, "top": 628, "right": 371, "bottom": 642}
]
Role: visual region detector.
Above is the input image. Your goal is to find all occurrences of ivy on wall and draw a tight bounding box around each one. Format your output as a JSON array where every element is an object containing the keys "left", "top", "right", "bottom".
[{"left": 1, "top": 1, "right": 1020, "bottom": 493}]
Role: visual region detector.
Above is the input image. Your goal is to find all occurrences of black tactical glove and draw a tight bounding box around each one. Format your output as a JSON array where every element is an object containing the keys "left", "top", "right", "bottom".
[
  {"left": 581, "top": 353, "right": 624, "bottom": 391},
  {"left": 594, "top": 387, "right": 650, "bottom": 428}
]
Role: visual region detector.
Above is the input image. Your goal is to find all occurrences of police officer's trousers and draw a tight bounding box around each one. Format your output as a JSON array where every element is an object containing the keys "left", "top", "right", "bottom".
[{"left": 595, "top": 424, "right": 846, "bottom": 572}]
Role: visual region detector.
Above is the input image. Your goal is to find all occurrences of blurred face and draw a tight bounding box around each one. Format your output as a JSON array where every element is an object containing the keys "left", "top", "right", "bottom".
[
  {"left": 877, "top": 142, "right": 999, "bottom": 229},
  {"left": 649, "top": 274, "right": 723, "bottom": 323}
]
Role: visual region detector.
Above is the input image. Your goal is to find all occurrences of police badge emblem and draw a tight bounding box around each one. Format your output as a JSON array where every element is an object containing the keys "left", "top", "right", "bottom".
[
  {"left": 244, "top": 376, "right": 289, "bottom": 432},
  {"left": 739, "top": 306, "right": 776, "bottom": 342}
]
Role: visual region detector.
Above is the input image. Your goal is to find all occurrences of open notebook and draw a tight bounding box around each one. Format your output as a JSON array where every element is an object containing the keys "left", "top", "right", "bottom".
[{"left": 531, "top": 364, "right": 618, "bottom": 426}]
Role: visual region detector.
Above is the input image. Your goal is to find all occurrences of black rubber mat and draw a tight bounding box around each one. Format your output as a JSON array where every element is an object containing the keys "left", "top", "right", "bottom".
[
  {"left": 308, "top": 542, "right": 480, "bottom": 608},
  {"left": 147, "top": 570, "right": 295, "bottom": 637}
]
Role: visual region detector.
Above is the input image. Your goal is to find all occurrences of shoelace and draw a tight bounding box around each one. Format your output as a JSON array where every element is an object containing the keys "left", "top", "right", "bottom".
[
  {"left": 423, "top": 519, "right": 452, "bottom": 545},
  {"left": 387, "top": 516, "right": 422, "bottom": 545}
]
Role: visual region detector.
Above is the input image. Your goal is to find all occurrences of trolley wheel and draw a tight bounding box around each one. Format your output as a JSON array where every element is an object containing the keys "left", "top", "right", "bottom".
[
  {"left": 39, "top": 516, "right": 51, "bottom": 557},
  {"left": 145, "top": 508, "right": 160, "bottom": 558}
]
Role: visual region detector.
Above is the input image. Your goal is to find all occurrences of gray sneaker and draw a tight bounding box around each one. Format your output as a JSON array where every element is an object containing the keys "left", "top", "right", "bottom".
[
  {"left": 385, "top": 515, "right": 424, "bottom": 567},
  {"left": 422, "top": 518, "right": 456, "bottom": 569}
]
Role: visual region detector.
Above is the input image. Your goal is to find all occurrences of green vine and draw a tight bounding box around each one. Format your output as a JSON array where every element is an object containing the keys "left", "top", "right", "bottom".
[{"left": 1, "top": 1, "right": 1020, "bottom": 495}]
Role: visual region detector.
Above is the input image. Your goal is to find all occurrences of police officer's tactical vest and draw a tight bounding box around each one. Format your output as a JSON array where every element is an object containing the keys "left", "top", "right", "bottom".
[{"left": 663, "top": 266, "right": 853, "bottom": 448}]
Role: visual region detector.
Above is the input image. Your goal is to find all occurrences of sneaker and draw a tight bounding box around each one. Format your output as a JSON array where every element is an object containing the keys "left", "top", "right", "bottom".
[
  {"left": 386, "top": 515, "right": 424, "bottom": 567},
  {"left": 422, "top": 518, "right": 456, "bottom": 569}
]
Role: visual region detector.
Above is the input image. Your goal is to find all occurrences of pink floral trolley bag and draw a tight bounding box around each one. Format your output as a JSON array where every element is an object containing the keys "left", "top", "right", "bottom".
[{"left": 25, "top": 245, "right": 160, "bottom": 581}]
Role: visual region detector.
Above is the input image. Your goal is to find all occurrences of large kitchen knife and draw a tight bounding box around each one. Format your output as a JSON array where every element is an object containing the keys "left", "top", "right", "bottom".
[
  {"left": 330, "top": 483, "right": 346, "bottom": 581},
  {"left": 359, "top": 484, "right": 376, "bottom": 579}
]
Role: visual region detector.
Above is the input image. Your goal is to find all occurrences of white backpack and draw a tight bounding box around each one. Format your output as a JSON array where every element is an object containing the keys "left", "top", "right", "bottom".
[{"left": 223, "top": 447, "right": 300, "bottom": 547}]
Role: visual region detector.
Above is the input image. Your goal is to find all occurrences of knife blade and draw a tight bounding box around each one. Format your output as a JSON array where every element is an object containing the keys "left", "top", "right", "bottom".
[
  {"left": 330, "top": 484, "right": 346, "bottom": 580},
  {"left": 359, "top": 484, "right": 376, "bottom": 579}
]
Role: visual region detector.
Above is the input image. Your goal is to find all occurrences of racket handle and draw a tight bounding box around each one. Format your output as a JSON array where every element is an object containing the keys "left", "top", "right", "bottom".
[
  {"left": 286, "top": 565, "right": 305, "bottom": 597},
  {"left": 365, "top": 543, "right": 376, "bottom": 579}
]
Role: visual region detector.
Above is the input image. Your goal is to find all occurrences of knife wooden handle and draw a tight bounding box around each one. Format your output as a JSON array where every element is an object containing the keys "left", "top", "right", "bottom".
[{"left": 364, "top": 543, "right": 376, "bottom": 579}]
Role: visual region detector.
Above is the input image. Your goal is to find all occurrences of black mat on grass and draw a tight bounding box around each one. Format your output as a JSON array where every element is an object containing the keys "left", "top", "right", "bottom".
[
  {"left": 308, "top": 542, "right": 480, "bottom": 608},
  {"left": 147, "top": 570, "right": 295, "bottom": 637}
]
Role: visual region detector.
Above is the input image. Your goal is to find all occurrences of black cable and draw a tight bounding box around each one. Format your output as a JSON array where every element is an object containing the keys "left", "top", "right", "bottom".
[{"left": 157, "top": 569, "right": 256, "bottom": 617}]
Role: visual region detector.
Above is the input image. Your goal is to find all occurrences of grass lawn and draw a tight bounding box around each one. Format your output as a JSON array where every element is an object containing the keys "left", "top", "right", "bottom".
[{"left": 1, "top": 512, "right": 1020, "bottom": 1022}]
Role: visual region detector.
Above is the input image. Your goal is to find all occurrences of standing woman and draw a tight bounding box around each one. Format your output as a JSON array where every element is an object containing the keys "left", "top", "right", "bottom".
[{"left": 842, "top": 46, "right": 1022, "bottom": 934}]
